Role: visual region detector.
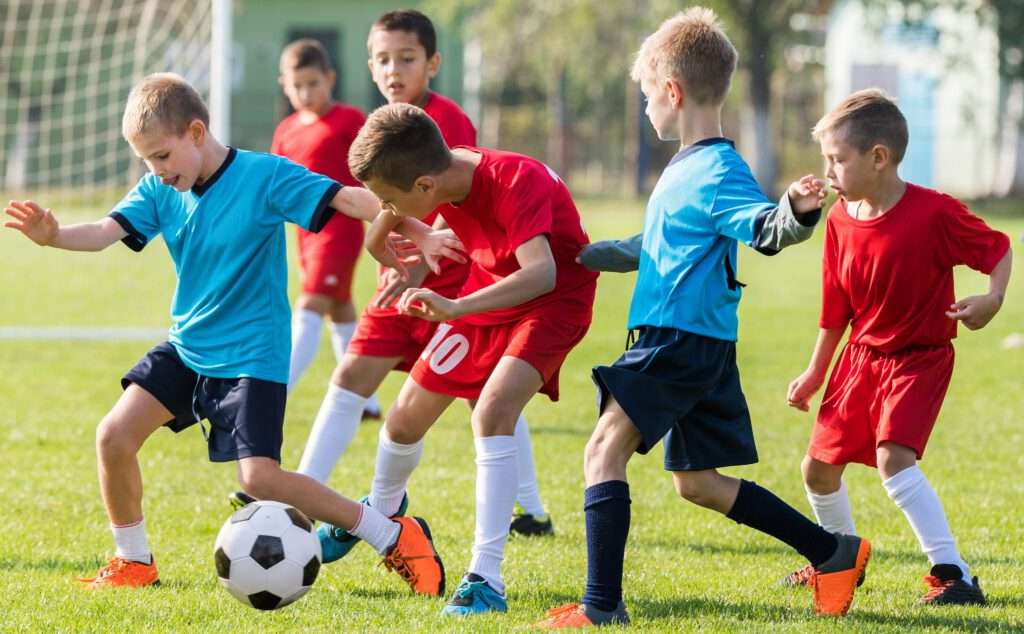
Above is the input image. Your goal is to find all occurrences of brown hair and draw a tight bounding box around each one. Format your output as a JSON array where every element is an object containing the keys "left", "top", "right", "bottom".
[
  {"left": 812, "top": 88, "right": 909, "bottom": 164},
  {"left": 368, "top": 10, "right": 437, "bottom": 58},
  {"left": 348, "top": 103, "right": 451, "bottom": 190},
  {"left": 280, "top": 38, "right": 333, "bottom": 74},
  {"left": 121, "top": 72, "right": 209, "bottom": 140},
  {"left": 630, "top": 7, "right": 737, "bottom": 106}
]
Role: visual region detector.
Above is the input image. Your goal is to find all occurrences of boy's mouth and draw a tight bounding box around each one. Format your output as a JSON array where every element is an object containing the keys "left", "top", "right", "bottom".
[{"left": 161, "top": 176, "right": 180, "bottom": 187}]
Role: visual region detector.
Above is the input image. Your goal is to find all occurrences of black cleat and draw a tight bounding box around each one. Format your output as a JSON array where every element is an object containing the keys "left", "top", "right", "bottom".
[
  {"left": 920, "top": 564, "right": 986, "bottom": 605},
  {"left": 228, "top": 491, "right": 257, "bottom": 510},
  {"left": 510, "top": 511, "right": 554, "bottom": 537}
]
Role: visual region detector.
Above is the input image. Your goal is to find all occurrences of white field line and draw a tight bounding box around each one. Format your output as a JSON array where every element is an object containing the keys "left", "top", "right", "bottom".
[{"left": 0, "top": 327, "right": 167, "bottom": 341}]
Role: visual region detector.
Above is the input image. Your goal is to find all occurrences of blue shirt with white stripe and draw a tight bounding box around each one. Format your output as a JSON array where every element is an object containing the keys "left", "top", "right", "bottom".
[
  {"left": 627, "top": 139, "right": 775, "bottom": 341},
  {"left": 110, "top": 148, "right": 340, "bottom": 383}
]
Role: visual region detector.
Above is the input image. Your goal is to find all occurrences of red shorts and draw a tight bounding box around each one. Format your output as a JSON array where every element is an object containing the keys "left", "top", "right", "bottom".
[
  {"left": 297, "top": 214, "right": 364, "bottom": 301},
  {"left": 348, "top": 308, "right": 441, "bottom": 372},
  {"left": 808, "top": 342, "right": 954, "bottom": 467},
  {"left": 410, "top": 310, "right": 591, "bottom": 401}
]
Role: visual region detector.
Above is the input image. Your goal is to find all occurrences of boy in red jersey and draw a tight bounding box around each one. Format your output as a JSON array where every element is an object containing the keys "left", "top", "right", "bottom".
[
  {"left": 347, "top": 102, "right": 598, "bottom": 615},
  {"left": 295, "top": 10, "right": 557, "bottom": 547},
  {"left": 785, "top": 89, "right": 1011, "bottom": 605},
  {"left": 272, "top": 38, "right": 379, "bottom": 414}
]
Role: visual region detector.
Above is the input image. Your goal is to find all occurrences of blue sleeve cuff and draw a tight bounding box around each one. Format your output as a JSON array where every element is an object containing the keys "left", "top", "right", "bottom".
[
  {"left": 309, "top": 182, "right": 343, "bottom": 233},
  {"left": 109, "top": 211, "right": 148, "bottom": 252}
]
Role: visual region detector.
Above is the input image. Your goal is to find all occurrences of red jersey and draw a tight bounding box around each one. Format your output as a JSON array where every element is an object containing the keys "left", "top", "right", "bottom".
[
  {"left": 440, "top": 148, "right": 598, "bottom": 326},
  {"left": 820, "top": 183, "right": 1009, "bottom": 353},
  {"left": 365, "top": 92, "right": 477, "bottom": 317},
  {"left": 271, "top": 103, "right": 366, "bottom": 251}
]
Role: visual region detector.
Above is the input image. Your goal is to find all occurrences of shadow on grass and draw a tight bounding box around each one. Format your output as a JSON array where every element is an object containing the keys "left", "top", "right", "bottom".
[{"left": 0, "top": 555, "right": 104, "bottom": 573}]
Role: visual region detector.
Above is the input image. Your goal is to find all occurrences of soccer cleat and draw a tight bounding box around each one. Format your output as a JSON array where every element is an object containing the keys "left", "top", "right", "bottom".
[
  {"left": 319, "top": 493, "right": 409, "bottom": 563},
  {"left": 510, "top": 511, "right": 554, "bottom": 537},
  {"left": 79, "top": 556, "right": 160, "bottom": 588},
  {"left": 780, "top": 563, "right": 865, "bottom": 588},
  {"left": 228, "top": 490, "right": 257, "bottom": 510},
  {"left": 533, "top": 601, "right": 630, "bottom": 628},
  {"left": 812, "top": 534, "right": 871, "bottom": 616},
  {"left": 382, "top": 516, "right": 445, "bottom": 596},
  {"left": 441, "top": 573, "right": 508, "bottom": 616},
  {"left": 919, "top": 564, "right": 986, "bottom": 606}
]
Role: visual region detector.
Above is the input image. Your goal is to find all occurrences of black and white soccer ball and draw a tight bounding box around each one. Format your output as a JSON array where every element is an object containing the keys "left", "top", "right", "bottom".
[{"left": 214, "top": 500, "right": 322, "bottom": 610}]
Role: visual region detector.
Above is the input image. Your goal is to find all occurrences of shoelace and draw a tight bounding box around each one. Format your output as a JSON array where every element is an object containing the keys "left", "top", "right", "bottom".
[
  {"left": 790, "top": 565, "right": 815, "bottom": 585},
  {"left": 382, "top": 551, "right": 431, "bottom": 586},
  {"left": 546, "top": 603, "right": 581, "bottom": 617},
  {"left": 922, "top": 575, "right": 953, "bottom": 600}
]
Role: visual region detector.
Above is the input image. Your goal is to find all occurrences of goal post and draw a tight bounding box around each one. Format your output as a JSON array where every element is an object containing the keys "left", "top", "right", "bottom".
[{"left": 0, "top": 0, "right": 227, "bottom": 210}]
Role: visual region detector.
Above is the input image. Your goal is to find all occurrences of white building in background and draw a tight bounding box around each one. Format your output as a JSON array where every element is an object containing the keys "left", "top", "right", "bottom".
[{"left": 825, "top": 0, "right": 1001, "bottom": 197}]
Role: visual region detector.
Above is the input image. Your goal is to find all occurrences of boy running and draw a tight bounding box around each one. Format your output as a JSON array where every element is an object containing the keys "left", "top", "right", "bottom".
[
  {"left": 784, "top": 89, "right": 1011, "bottom": 605},
  {"left": 536, "top": 9, "right": 870, "bottom": 627},
  {"left": 295, "top": 10, "right": 556, "bottom": 543},
  {"left": 338, "top": 101, "right": 598, "bottom": 615},
  {"left": 3, "top": 73, "right": 450, "bottom": 595}
]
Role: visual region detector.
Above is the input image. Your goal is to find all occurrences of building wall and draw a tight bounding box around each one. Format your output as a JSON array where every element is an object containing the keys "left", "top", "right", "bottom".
[
  {"left": 825, "top": 0, "right": 999, "bottom": 197},
  {"left": 229, "top": 0, "right": 465, "bottom": 151}
]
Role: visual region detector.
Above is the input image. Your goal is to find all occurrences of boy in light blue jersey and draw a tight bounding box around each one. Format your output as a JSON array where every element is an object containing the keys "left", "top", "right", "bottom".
[
  {"left": 536, "top": 9, "right": 870, "bottom": 628},
  {"left": 3, "top": 73, "right": 454, "bottom": 596}
]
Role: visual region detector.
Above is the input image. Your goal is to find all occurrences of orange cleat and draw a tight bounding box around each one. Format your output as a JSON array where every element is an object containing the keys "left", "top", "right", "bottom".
[
  {"left": 813, "top": 535, "right": 870, "bottom": 616},
  {"left": 533, "top": 602, "right": 630, "bottom": 629},
  {"left": 79, "top": 556, "right": 160, "bottom": 589},
  {"left": 382, "top": 516, "right": 445, "bottom": 596}
]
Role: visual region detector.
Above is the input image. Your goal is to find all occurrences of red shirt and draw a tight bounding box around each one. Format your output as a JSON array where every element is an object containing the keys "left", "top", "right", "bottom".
[
  {"left": 271, "top": 103, "right": 366, "bottom": 246},
  {"left": 820, "top": 183, "right": 1009, "bottom": 353},
  {"left": 440, "top": 148, "right": 598, "bottom": 326}
]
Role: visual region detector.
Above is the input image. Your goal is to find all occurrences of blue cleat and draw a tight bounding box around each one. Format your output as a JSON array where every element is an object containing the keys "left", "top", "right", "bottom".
[
  {"left": 318, "top": 493, "right": 408, "bottom": 564},
  {"left": 441, "top": 573, "right": 508, "bottom": 616}
]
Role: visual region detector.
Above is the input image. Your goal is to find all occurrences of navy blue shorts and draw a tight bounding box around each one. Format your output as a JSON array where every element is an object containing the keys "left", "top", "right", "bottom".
[
  {"left": 592, "top": 327, "right": 757, "bottom": 471},
  {"left": 122, "top": 342, "right": 286, "bottom": 462}
]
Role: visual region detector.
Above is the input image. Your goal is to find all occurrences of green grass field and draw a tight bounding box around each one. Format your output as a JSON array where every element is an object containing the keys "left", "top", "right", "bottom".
[{"left": 1, "top": 198, "right": 1022, "bottom": 632}]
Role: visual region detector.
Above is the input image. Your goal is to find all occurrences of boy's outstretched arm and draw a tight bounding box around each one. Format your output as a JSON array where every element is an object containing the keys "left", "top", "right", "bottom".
[
  {"left": 4, "top": 200, "right": 126, "bottom": 251},
  {"left": 787, "top": 325, "right": 845, "bottom": 412},
  {"left": 364, "top": 209, "right": 465, "bottom": 278},
  {"left": 577, "top": 233, "right": 642, "bottom": 272},
  {"left": 753, "top": 175, "right": 826, "bottom": 255},
  {"left": 946, "top": 247, "right": 1012, "bottom": 330}
]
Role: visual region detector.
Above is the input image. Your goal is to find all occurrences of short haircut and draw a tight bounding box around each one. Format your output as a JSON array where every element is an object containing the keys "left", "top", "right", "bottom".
[
  {"left": 630, "top": 7, "right": 737, "bottom": 106},
  {"left": 348, "top": 103, "right": 451, "bottom": 190},
  {"left": 121, "top": 72, "right": 209, "bottom": 140},
  {"left": 812, "top": 89, "right": 909, "bottom": 164},
  {"left": 368, "top": 9, "right": 437, "bottom": 58},
  {"left": 280, "top": 38, "right": 333, "bottom": 74}
]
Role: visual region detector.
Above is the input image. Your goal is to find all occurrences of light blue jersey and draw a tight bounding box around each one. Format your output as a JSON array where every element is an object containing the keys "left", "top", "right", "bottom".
[
  {"left": 110, "top": 148, "right": 341, "bottom": 382},
  {"left": 627, "top": 139, "right": 775, "bottom": 341}
]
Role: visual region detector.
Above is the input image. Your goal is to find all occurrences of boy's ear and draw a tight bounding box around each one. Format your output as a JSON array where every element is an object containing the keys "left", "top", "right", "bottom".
[
  {"left": 665, "top": 77, "right": 684, "bottom": 109},
  {"left": 326, "top": 69, "right": 337, "bottom": 87},
  {"left": 870, "top": 144, "right": 892, "bottom": 170},
  {"left": 426, "top": 52, "right": 441, "bottom": 79},
  {"left": 189, "top": 119, "right": 205, "bottom": 144},
  {"left": 413, "top": 174, "right": 435, "bottom": 194}
]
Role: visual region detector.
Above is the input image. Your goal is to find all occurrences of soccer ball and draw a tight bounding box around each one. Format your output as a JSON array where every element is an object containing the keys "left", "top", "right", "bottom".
[{"left": 214, "top": 500, "right": 322, "bottom": 610}]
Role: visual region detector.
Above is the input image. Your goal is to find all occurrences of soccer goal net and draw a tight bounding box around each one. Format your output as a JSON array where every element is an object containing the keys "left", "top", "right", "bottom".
[{"left": 1, "top": 0, "right": 222, "bottom": 209}]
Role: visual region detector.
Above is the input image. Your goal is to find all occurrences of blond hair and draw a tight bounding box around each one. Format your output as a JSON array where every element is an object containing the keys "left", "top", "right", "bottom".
[
  {"left": 348, "top": 103, "right": 451, "bottom": 190},
  {"left": 121, "top": 72, "right": 209, "bottom": 140},
  {"left": 630, "top": 7, "right": 737, "bottom": 106},
  {"left": 812, "top": 89, "right": 909, "bottom": 164}
]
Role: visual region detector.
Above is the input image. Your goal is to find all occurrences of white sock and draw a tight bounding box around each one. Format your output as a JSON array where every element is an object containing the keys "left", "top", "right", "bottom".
[
  {"left": 328, "top": 321, "right": 356, "bottom": 362},
  {"left": 349, "top": 505, "right": 401, "bottom": 555},
  {"left": 884, "top": 465, "right": 972, "bottom": 583},
  {"left": 468, "top": 435, "right": 517, "bottom": 596},
  {"left": 806, "top": 480, "right": 857, "bottom": 535},
  {"left": 112, "top": 518, "right": 151, "bottom": 564},
  {"left": 288, "top": 309, "right": 323, "bottom": 393},
  {"left": 296, "top": 383, "right": 367, "bottom": 483},
  {"left": 514, "top": 415, "right": 546, "bottom": 517},
  {"left": 369, "top": 427, "right": 424, "bottom": 517}
]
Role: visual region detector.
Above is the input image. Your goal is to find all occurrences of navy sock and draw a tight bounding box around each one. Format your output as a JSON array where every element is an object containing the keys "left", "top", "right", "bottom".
[
  {"left": 726, "top": 479, "right": 838, "bottom": 567},
  {"left": 580, "top": 481, "right": 631, "bottom": 612}
]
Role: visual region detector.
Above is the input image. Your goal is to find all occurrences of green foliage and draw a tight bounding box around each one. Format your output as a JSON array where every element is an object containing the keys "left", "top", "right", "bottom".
[{"left": 0, "top": 201, "right": 1023, "bottom": 631}]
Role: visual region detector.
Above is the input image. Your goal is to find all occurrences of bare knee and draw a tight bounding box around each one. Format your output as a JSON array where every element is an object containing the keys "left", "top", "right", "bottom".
[
  {"left": 95, "top": 414, "right": 139, "bottom": 459},
  {"left": 471, "top": 399, "right": 519, "bottom": 436},
  {"left": 583, "top": 429, "right": 631, "bottom": 485},
  {"left": 802, "top": 455, "right": 843, "bottom": 494},
  {"left": 876, "top": 442, "right": 917, "bottom": 480},
  {"left": 384, "top": 403, "right": 427, "bottom": 445},
  {"left": 672, "top": 472, "right": 717, "bottom": 507},
  {"left": 237, "top": 459, "right": 283, "bottom": 500}
]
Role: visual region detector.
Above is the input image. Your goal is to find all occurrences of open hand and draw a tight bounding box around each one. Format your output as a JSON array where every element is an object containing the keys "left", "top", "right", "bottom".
[
  {"left": 414, "top": 229, "right": 466, "bottom": 274},
  {"left": 787, "top": 175, "right": 828, "bottom": 214},
  {"left": 787, "top": 368, "right": 826, "bottom": 412},
  {"left": 946, "top": 293, "right": 1002, "bottom": 330},
  {"left": 396, "top": 288, "right": 461, "bottom": 322},
  {"left": 374, "top": 260, "right": 430, "bottom": 309},
  {"left": 4, "top": 200, "right": 58, "bottom": 246}
]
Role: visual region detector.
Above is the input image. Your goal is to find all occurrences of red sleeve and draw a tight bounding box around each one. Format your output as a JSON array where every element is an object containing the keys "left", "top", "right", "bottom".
[
  {"left": 493, "top": 161, "right": 554, "bottom": 252},
  {"left": 270, "top": 121, "right": 285, "bottom": 155},
  {"left": 937, "top": 197, "right": 1010, "bottom": 273},
  {"left": 819, "top": 215, "right": 853, "bottom": 329}
]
